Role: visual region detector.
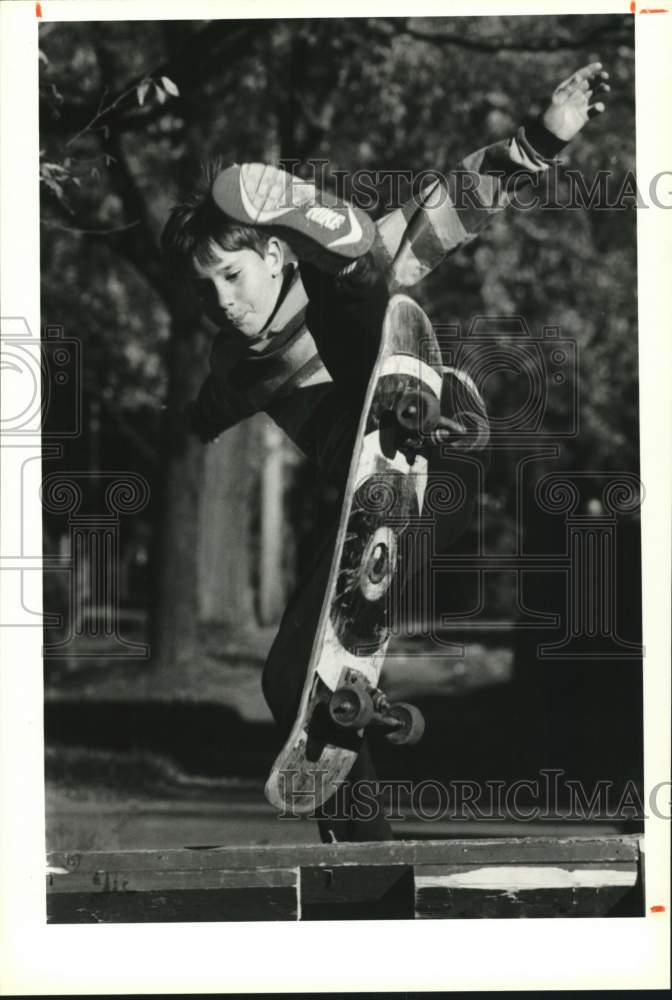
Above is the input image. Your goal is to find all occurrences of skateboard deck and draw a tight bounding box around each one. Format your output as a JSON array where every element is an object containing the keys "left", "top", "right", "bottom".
[{"left": 265, "top": 294, "right": 443, "bottom": 814}]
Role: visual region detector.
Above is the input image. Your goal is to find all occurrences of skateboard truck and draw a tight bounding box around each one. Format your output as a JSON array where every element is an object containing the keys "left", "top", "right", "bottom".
[
  {"left": 392, "top": 388, "right": 441, "bottom": 463},
  {"left": 395, "top": 388, "right": 440, "bottom": 435},
  {"left": 328, "top": 667, "right": 425, "bottom": 746}
]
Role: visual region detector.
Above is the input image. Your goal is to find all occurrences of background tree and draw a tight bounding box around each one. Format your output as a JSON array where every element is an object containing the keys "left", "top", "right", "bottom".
[{"left": 39, "top": 15, "right": 637, "bottom": 673}]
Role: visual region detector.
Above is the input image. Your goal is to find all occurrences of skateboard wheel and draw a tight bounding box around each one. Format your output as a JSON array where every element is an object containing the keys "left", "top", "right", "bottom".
[
  {"left": 328, "top": 687, "right": 374, "bottom": 729},
  {"left": 395, "top": 389, "right": 440, "bottom": 434},
  {"left": 359, "top": 526, "right": 397, "bottom": 600},
  {"left": 384, "top": 702, "right": 425, "bottom": 746}
]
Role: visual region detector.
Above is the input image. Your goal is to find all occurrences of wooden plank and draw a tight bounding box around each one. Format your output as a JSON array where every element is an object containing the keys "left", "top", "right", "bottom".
[
  {"left": 45, "top": 839, "right": 644, "bottom": 922},
  {"left": 47, "top": 867, "right": 297, "bottom": 894},
  {"left": 414, "top": 886, "right": 642, "bottom": 919},
  {"left": 413, "top": 858, "right": 643, "bottom": 919},
  {"left": 300, "top": 865, "right": 414, "bottom": 920},
  {"left": 47, "top": 886, "right": 298, "bottom": 923},
  {"left": 47, "top": 835, "right": 640, "bottom": 875},
  {"left": 414, "top": 862, "right": 638, "bottom": 889}
]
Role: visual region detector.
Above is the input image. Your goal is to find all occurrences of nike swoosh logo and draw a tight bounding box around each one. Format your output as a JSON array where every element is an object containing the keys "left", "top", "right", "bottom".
[
  {"left": 328, "top": 204, "right": 363, "bottom": 248},
  {"left": 239, "top": 169, "right": 294, "bottom": 222}
]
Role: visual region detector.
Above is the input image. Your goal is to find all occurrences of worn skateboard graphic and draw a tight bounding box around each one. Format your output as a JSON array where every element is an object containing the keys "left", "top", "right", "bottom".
[{"left": 265, "top": 294, "right": 443, "bottom": 814}]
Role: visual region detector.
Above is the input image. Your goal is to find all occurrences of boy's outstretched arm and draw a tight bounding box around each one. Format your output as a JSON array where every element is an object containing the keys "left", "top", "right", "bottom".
[{"left": 378, "top": 62, "right": 610, "bottom": 288}]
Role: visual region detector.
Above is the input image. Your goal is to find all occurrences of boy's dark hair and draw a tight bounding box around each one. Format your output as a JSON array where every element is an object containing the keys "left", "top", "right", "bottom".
[{"left": 161, "top": 155, "right": 270, "bottom": 276}]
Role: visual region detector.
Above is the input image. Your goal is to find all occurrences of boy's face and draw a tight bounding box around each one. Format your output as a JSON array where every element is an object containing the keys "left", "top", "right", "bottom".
[{"left": 192, "top": 239, "right": 283, "bottom": 341}]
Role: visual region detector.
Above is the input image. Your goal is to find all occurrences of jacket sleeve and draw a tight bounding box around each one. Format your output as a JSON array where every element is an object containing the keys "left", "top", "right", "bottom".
[
  {"left": 187, "top": 335, "right": 252, "bottom": 443},
  {"left": 377, "top": 121, "right": 567, "bottom": 288},
  {"left": 188, "top": 374, "right": 251, "bottom": 443}
]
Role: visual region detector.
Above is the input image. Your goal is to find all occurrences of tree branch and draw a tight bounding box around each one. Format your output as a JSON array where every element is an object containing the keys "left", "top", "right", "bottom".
[
  {"left": 85, "top": 42, "right": 174, "bottom": 298},
  {"left": 391, "top": 17, "right": 632, "bottom": 53},
  {"left": 40, "top": 19, "right": 274, "bottom": 141},
  {"left": 42, "top": 218, "right": 142, "bottom": 236},
  {"left": 41, "top": 190, "right": 166, "bottom": 302}
]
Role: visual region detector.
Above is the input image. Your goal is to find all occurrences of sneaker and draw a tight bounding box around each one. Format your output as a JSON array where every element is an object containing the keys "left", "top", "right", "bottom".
[{"left": 211, "top": 163, "right": 375, "bottom": 272}]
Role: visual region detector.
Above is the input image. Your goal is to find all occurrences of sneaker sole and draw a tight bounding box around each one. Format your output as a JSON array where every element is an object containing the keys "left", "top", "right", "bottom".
[{"left": 211, "top": 163, "right": 375, "bottom": 264}]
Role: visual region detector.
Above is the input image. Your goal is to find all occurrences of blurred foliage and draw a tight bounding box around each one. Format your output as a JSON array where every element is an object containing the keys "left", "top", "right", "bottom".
[{"left": 39, "top": 15, "right": 638, "bottom": 620}]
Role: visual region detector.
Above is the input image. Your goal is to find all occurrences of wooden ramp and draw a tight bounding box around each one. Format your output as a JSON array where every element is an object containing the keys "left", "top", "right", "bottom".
[{"left": 47, "top": 835, "right": 644, "bottom": 922}]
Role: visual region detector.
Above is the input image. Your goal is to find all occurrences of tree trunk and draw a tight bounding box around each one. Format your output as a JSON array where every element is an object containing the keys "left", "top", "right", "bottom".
[
  {"left": 149, "top": 311, "right": 208, "bottom": 668},
  {"left": 198, "top": 416, "right": 262, "bottom": 631},
  {"left": 258, "top": 420, "right": 287, "bottom": 626}
]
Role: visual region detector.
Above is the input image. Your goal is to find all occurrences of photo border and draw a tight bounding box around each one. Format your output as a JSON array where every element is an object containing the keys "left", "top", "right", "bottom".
[{"left": 1, "top": 0, "right": 669, "bottom": 993}]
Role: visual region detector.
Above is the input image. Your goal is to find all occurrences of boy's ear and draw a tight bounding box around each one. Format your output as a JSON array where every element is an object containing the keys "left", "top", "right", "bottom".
[{"left": 265, "top": 236, "right": 285, "bottom": 277}]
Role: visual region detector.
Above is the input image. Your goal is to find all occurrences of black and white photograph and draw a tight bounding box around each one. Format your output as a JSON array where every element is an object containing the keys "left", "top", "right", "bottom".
[{"left": 1, "top": 0, "right": 670, "bottom": 993}]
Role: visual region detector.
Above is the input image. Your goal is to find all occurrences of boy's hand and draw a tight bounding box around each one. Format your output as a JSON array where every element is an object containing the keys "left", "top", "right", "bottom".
[{"left": 541, "top": 62, "right": 610, "bottom": 143}]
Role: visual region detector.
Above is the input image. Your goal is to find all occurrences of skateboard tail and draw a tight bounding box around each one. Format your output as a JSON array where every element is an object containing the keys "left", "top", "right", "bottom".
[{"left": 265, "top": 739, "right": 358, "bottom": 814}]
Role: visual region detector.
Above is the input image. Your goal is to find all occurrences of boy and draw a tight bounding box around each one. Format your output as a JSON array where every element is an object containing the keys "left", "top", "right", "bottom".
[{"left": 162, "top": 63, "right": 609, "bottom": 842}]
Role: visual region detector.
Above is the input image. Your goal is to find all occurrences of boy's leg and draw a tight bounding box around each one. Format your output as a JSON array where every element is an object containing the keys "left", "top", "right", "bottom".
[{"left": 313, "top": 740, "right": 393, "bottom": 843}]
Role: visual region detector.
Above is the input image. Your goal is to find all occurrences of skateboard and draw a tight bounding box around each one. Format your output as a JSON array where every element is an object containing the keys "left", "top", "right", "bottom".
[{"left": 265, "top": 294, "right": 444, "bottom": 815}]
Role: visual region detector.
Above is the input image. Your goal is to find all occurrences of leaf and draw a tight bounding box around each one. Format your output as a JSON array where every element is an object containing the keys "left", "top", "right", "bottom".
[
  {"left": 42, "top": 177, "right": 64, "bottom": 200},
  {"left": 137, "top": 80, "right": 151, "bottom": 107},
  {"left": 154, "top": 83, "right": 167, "bottom": 105},
  {"left": 160, "top": 75, "right": 180, "bottom": 97},
  {"left": 42, "top": 162, "right": 69, "bottom": 179},
  {"left": 38, "top": 48, "right": 49, "bottom": 65}
]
